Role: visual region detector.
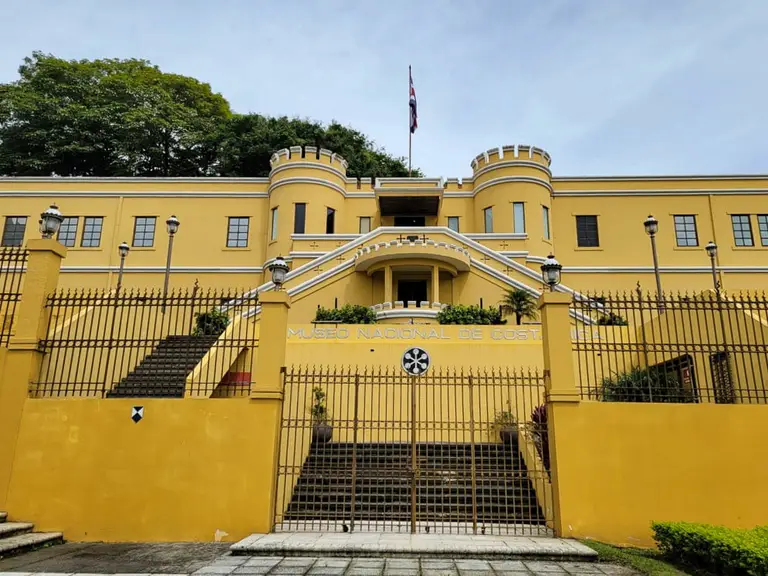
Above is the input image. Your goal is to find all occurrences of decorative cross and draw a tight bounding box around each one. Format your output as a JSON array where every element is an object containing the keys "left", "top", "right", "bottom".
[
  {"left": 313, "top": 266, "right": 323, "bottom": 274},
  {"left": 336, "top": 255, "right": 346, "bottom": 263},
  {"left": 500, "top": 241, "right": 509, "bottom": 250},
  {"left": 336, "top": 241, "right": 345, "bottom": 248},
  {"left": 309, "top": 242, "right": 320, "bottom": 249},
  {"left": 480, "top": 254, "right": 491, "bottom": 263},
  {"left": 504, "top": 266, "right": 515, "bottom": 276}
]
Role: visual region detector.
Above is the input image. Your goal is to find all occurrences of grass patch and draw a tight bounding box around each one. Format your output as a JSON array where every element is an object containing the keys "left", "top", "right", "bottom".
[{"left": 581, "top": 540, "right": 692, "bottom": 575}]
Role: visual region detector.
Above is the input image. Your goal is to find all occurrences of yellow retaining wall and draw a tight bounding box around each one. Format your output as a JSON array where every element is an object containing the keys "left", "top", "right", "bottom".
[
  {"left": 5, "top": 398, "right": 280, "bottom": 542},
  {"left": 550, "top": 401, "right": 768, "bottom": 547}
]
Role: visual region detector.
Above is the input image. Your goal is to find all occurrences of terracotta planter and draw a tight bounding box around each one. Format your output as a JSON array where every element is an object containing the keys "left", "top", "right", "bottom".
[
  {"left": 498, "top": 426, "right": 518, "bottom": 445},
  {"left": 312, "top": 422, "right": 333, "bottom": 443}
]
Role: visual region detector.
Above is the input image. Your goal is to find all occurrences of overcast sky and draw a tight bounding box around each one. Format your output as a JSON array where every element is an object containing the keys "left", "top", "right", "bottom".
[{"left": 2, "top": 0, "right": 767, "bottom": 178}]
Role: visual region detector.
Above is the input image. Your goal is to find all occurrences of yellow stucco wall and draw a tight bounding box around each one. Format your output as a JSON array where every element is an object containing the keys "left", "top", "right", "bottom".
[
  {"left": 550, "top": 401, "right": 768, "bottom": 547},
  {"left": 1, "top": 143, "right": 766, "bottom": 299},
  {"left": 6, "top": 398, "right": 281, "bottom": 542}
]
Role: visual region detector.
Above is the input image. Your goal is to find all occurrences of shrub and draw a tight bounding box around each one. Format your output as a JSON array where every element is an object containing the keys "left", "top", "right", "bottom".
[
  {"left": 600, "top": 366, "right": 696, "bottom": 403},
  {"left": 529, "top": 404, "right": 550, "bottom": 473},
  {"left": 314, "top": 304, "right": 377, "bottom": 324},
  {"left": 437, "top": 304, "right": 505, "bottom": 325},
  {"left": 596, "top": 312, "right": 628, "bottom": 326},
  {"left": 653, "top": 521, "right": 768, "bottom": 575},
  {"left": 193, "top": 309, "right": 230, "bottom": 336}
]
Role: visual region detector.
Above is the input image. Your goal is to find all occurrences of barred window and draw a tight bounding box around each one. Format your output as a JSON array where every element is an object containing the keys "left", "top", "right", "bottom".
[
  {"left": 132, "top": 216, "right": 156, "bottom": 247},
  {"left": 758, "top": 215, "right": 768, "bottom": 246},
  {"left": 227, "top": 217, "right": 249, "bottom": 248},
  {"left": 294, "top": 204, "right": 306, "bottom": 234},
  {"left": 1, "top": 217, "right": 26, "bottom": 247},
  {"left": 731, "top": 214, "right": 753, "bottom": 247},
  {"left": 57, "top": 217, "right": 79, "bottom": 247},
  {"left": 576, "top": 215, "right": 599, "bottom": 247},
  {"left": 673, "top": 215, "right": 698, "bottom": 247},
  {"left": 81, "top": 217, "right": 103, "bottom": 247}
]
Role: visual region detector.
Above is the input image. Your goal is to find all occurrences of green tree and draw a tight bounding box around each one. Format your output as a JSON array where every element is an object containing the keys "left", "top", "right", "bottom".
[
  {"left": 0, "top": 53, "right": 418, "bottom": 179},
  {"left": 0, "top": 52, "right": 231, "bottom": 176},
  {"left": 499, "top": 288, "right": 538, "bottom": 325}
]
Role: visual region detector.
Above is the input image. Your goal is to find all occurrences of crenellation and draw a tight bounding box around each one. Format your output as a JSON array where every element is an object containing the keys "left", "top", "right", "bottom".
[
  {"left": 471, "top": 144, "right": 553, "bottom": 173},
  {"left": 268, "top": 145, "right": 349, "bottom": 175}
]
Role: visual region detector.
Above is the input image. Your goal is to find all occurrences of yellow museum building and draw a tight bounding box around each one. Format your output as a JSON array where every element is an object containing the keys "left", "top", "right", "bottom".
[{"left": 0, "top": 143, "right": 766, "bottom": 322}]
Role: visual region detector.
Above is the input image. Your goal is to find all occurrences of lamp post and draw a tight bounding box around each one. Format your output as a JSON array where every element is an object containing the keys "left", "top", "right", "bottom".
[
  {"left": 705, "top": 241, "right": 720, "bottom": 294},
  {"left": 540, "top": 253, "right": 562, "bottom": 292},
  {"left": 116, "top": 241, "right": 130, "bottom": 293},
  {"left": 268, "top": 256, "right": 290, "bottom": 290},
  {"left": 39, "top": 204, "right": 64, "bottom": 239},
  {"left": 643, "top": 215, "right": 664, "bottom": 308},
  {"left": 161, "top": 215, "right": 180, "bottom": 313}
]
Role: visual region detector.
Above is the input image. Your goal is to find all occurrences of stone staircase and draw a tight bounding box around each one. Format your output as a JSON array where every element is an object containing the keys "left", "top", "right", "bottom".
[
  {"left": 107, "top": 335, "right": 219, "bottom": 398},
  {"left": 283, "top": 441, "right": 545, "bottom": 528},
  {"left": 0, "top": 512, "right": 63, "bottom": 559}
]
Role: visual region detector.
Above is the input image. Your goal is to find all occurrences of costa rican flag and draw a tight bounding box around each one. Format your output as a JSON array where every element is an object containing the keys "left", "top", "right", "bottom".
[{"left": 409, "top": 67, "right": 418, "bottom": 134}]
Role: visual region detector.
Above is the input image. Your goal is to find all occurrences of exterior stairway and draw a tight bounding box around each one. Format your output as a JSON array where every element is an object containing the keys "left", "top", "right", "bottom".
[
  {"left": 107, "top": 335, "right": 219, "bottom": 398},
  {"left": 283, "top": 441, "right": 544, "bottom": 527},
  {"left": 0, "top": 512, "right": 63, "bottom": 559}
]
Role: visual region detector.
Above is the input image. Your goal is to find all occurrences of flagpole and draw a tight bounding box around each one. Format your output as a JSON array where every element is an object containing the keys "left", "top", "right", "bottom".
[{"left": 408, "top": 65, "right": 412, "bottom": 177}]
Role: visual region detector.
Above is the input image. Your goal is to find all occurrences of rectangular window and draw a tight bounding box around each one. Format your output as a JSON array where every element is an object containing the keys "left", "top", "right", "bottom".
[
  {"left": 673, "top": 215, "right": 698, "bottom": 247},
  {"left": 359, "top": 216, "right": 371, "bottom": 234},
  {"left": 1, "top": 216, "right": 26, "bottom": 247},
  {"left": 757, "top": 215, "right": 768, "bottom": 246},
  {"left": 484, "top": 207, "right": 493, "bottom": 233},
  {"left": 576, "top": 215, "right": 599, "bottom": 247},
  {"left": 447, "top": 216, "right": 460, "bottom": 232},
  {"left": 543, "top": 206, "right": 551, "bottom": 240},
  {"left": 293, "top": 203, "right": 306, "bottom": 234},
  {"left": 81, "top": 217, "right": 103, "bottom": 247},
  {"left": 270, "top": 208, "right": 278, "bottom": 242},
  {"left": 513, "top": 202, "right": 525, "bottom": 233},
  {"left": 326, "top": 207, "right": 335, "bottom": 234},
  {"left": 132, "top": 216, "right": 156, "bottom": 247},
  {"left": 731, "top": 214, "right": 753, "bottom": 247},
  {"left": 57, "top": 216, "right": 79, "bottom": 247},
  {"left": 227, "top": 217, "right": 249, "bottom": 248}
]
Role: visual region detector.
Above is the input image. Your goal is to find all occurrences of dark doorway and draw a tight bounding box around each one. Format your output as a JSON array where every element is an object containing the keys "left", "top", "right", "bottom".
[
  {"left": 398, "top": 280, "right": 428, "bottom": 306},
  {"left": 394, "top": 216, "right": 426, "bottom": 227}
]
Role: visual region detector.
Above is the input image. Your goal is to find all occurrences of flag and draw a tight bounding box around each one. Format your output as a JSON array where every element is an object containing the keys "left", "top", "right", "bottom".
[{"left": 409, "top": 67, "right": 418, "bottom": 134}]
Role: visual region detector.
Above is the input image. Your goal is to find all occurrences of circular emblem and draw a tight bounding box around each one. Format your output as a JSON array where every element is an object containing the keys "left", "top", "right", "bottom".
[{"left": 402, "top": 347, "right": 430, "bottom": 376}]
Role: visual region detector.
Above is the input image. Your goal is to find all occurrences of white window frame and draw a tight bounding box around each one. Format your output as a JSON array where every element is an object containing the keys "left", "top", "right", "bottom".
[
  {"left": 270, "top": 208, "right": 278, "bottom": 242},
  {"left": 513, "top": 203, "right": 525, "bottom": 233}
]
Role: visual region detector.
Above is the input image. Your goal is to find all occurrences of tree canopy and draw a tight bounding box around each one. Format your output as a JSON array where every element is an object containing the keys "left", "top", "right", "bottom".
[{"left": 0, "top": 52, "right": 416, "bottom": 178}]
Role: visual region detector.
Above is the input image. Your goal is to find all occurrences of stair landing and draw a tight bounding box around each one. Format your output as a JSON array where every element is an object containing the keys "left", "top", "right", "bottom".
[{"left": 230, "top": 532, "right": 597, "bottom": 561}]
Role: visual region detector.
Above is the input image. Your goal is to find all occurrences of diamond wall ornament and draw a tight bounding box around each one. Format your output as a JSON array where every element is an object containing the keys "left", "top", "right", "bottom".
[
  {"left": 401, "top": 347, "right": 430, "bottom": 376},
  {"left": 131, "top": 406, "right": 144, "bottom": 423}
]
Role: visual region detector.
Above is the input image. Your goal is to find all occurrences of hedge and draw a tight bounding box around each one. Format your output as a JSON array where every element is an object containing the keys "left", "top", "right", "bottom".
[
  {"left": 314, "top": 304, "right": 377, "bottom": 324},
  {"left": 437, "top": 304, "right": 505, "bottom": 325},
  {"left": 653, "top": 521, "right": 768, "bottom": 576}
]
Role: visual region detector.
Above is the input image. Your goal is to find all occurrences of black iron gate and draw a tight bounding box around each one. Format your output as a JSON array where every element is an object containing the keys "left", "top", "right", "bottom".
[{"left": 274, "top": 365, "right": 552, "bottom": 535}]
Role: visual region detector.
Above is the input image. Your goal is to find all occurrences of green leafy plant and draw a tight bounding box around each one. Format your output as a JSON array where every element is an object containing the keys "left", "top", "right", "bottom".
[
  {"left": 596, "top": 312, "right": 628, "bottom": 326},
  {"left": 600, "top": 366, "right": 695, "bottom": 403},
  {"left": 193, "top": 308, "right": 230, "bottom": 336},
  {"left": 499, "top": 288, "right": 538, "bottom": 325},
  {"left": 653, "top": 521, "right": 768, "bottom": 575},
  {"left": 314, "top": 304, "right": 377, "bottom": 324},
  {"left": 529, "top": 404, "right": 550, "bottom": 472},
  {"left": 491, "top": 405, "right": 517, "bottom": 431},
  {"left": 437, "top": 304, "right": 505, "bottom": 325},
  {"left": 310, "top": 386, "right": 330, "bottom": 424}
]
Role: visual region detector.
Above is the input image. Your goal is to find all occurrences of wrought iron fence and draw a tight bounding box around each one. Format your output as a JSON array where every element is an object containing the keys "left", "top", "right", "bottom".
[
  {"left": 0, "top": 247, "right": 27, "bottom": 346},
  {"left": 572, "top": 289, "right": 768, "bottom": 403},
  {"left": 275, "top": 365, "right": 552, "bottom": 535},
  {"left": 32, "top": 287, "right": 259, "bottom": 398}
]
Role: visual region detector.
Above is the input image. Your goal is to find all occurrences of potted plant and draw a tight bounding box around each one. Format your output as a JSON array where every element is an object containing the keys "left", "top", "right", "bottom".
[
  {"left": 311, "top": 386, "right": 332, "bottom": 443},
  {"left": 491, "top": 405, "right": 518, "bottom": 444}
]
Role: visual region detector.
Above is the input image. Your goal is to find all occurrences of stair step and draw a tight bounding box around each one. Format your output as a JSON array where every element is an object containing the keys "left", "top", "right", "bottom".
[
  {"left": 0, "top": 522, "right": 33, "bottom": 538},
  {"left": 0, "top": 512, "right": 6, "bottom": 523},
  {"left": 0, "top": 532, "right": 63, "bottom": 557}
]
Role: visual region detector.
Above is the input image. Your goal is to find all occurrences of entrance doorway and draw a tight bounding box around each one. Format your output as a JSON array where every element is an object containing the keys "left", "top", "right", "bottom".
[
  {"left": 398, "top": 280, "right": 427, "bottom": 306},
  {"left": 394, "top": 216, "right": 425, "bottom": 227}
]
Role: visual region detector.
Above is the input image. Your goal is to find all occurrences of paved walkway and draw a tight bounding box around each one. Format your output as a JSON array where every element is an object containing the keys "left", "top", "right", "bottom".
[{"left": 230, "top": 533, "right": 597, "bottom": 560}]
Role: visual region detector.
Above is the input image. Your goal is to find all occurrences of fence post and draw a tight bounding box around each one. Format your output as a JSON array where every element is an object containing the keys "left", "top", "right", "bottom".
[
  {"left": 0, "top": 239, "right": 66, "bottom": 508},
  {"left": 250, "top": 290, "right": 291, "bottom": 532},
  {"left": 538, "top": 292, "right": 579, "bottom": 538}
]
